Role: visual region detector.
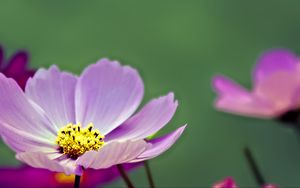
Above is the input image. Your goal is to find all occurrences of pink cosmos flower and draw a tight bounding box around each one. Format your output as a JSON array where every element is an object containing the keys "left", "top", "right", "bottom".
[
  {"left": 213, "top": 177, "right": 278, "bottom": 188},
  {"left": 0, "top": 45, "right": 35, "bottom": 90},
  {"left": 0, "top": 47, "right": 141, "bottom": 186},
  {"left": 213, "top": 49, "right": 300, "bottom": 122},
  {"left": 0, "top": 163, "right": 140, "bottom": 188},
  {"left": 0, "top": 58, "right": 186, "bottom": 175},
  {"left": 213, "top": 177, "right": 237, "bottom": 188}
]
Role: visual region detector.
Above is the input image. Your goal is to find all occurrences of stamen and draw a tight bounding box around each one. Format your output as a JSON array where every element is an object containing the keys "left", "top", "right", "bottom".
[{"left": 56, "top": 123, "right": 105, "bottom": 159}]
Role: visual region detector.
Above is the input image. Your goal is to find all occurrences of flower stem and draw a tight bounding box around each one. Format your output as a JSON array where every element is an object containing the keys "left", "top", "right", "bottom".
[
  {"left": 117, "top": 164, "right": 135, "bottom": 188},
  {"left": 144, "top": 161, "right": 155, "bottom": 188},
  {"left": 74, "top": 175, "right": 81, "bottom": 188},
  {"left": 243, "top": 147, "right": 266, "bottom": 186}
]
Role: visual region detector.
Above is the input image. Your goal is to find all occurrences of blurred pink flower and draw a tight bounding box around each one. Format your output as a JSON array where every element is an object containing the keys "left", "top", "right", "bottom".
[
  {"left": 262, "top": 184, "right": 279, "bottom": 188},
  {"left": 213, "top": 177, "right": 237, "bottom": 188},
  {"left": 213, "top": 49, "right": 300, "bottom": 120},
  {"left": 0, "top": 45, "right": 35, "bottom": 90},
  {"left": 0, "top": 163, "right": 140, "bottom": 188},
  {"left": 213, "top": 177, "right": 278, "bottom": 188}
]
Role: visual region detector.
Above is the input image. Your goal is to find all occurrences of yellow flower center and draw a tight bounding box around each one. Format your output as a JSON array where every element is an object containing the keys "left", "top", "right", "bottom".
[
  {"left": 54, "top": 173, "right": 75, "bottom": 184},
  {"left": 56, "top": 123, "right": 104, "bottom": 159}
]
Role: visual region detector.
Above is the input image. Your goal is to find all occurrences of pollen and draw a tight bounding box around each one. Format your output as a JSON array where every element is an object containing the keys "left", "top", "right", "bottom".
[{"left": 56, "top": 123, "right": 104, "bottom": 159}]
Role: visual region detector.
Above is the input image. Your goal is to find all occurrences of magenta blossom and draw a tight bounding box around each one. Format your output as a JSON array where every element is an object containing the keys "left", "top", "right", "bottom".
[
  {"left": 213, "top": 177, "right": 278, "bottom": 188},
  {"left": 213, "top": 49, "right": 300, "bottom": 120},
  {"left": 213, "top": 177, "right": 237, "bottom": 188},
  {"left": 0, "top": 59, "right": 186, "bottom": 175},
  {"left": 0, "top": 45, "right": 35, "bottom": 90},
  {"left": 0, "top": 163, "right": 140, "bottom": 188}
]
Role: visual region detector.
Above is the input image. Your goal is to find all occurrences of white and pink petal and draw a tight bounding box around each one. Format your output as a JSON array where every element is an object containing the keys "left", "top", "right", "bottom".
[
  {"left": 16, "top": 152, "right": 83, "bottom": 175},
  {"left": 253, "top": 49, "right": 298, "bottom": 83},
  {"left": 76, "top": 140, "right": 147, "bottom": 169},
  {"left": 213, "top": 75, "right": 277, "bottom": 118},
  {"left": 25, "top": 65, "right": 77, "bottom": 129},
  {"left": 0, "top": 121, "right": 56, "bottom": 153},
  {"left": 106, "top": 93, "right": 177, "bottom": 141},
  {"left": 213, "top": 75, "right": 249, "bottom": 96},
  {"left": 0, "top": 73, "right": 56, "bottom": 153},
  {"left": 75, "top": 59, "right": 144, "bottom": 135},
  {"left": 254, "top": 71, "right": 300, "bottom": 113},
  {"left": 130, "top": 125, "right": 186, "bottom": 162}
]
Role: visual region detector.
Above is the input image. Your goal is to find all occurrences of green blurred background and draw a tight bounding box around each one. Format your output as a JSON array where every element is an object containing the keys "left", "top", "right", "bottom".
[{"left": 1, "top": 0, "right": 300, "bottom": 187}]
